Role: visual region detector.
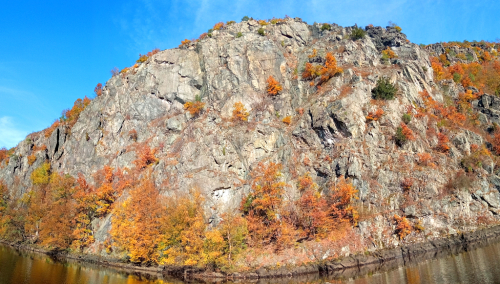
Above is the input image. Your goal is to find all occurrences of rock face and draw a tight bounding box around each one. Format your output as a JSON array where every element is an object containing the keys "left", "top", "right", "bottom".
[{"left": 1, "top": 18, "right": 499, "bottom": 253}]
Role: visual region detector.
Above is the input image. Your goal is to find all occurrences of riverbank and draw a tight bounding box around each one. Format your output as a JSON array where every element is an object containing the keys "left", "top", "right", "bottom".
[{"left": 3, "top": 225, "right": 500, "bottom": 281}]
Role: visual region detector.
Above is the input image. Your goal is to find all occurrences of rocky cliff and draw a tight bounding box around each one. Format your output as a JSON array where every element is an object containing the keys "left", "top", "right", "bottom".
[{"left": 2, "top": 17, "right": 500, "bottom": 268}]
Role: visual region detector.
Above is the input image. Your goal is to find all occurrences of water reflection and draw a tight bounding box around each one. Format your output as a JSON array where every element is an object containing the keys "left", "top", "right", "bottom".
[
  {"left": 0, "top": 245, "right": 161, "bottom": 284},
  {"left": 340, "top": 240, "right": 500, "bottom": 284},
  {"left": 3, "top": 239, "right": 500, "bottom": 284}
]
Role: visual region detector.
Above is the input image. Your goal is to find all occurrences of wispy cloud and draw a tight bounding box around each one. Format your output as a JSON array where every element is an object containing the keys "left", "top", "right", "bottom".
[{"left": 0, "top": 116, "right": 27, "bottom": 149}]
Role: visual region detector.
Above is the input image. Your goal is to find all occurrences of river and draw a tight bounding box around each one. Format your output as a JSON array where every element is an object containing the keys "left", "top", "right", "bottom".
[{"left": 2, "top": 239, "right": 500, "bottom": 284}]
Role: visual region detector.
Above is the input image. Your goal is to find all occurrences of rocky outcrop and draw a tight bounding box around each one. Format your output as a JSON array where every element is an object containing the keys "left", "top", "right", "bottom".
[{"left": 1, "top": 17, "right": 500, "bottom": 264}]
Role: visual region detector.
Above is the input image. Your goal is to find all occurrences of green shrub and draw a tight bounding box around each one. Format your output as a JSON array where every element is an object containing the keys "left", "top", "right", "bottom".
[
  {"left": 258, "top": 28, "right": 265, "bottom": 36},
  {"left": 395, "top": 127, "right": 407, "bottom": 146},
  {"left": 402, "top": 113, "right": 411, "bottom": 124},
  {"left": 242, "top": 16, "right": 250, "bottom": 21},
  {"left": 227, "top": 20, "right": 235, "bottom": 25},
  {"left": 466, "top": 53, "right": 474, "bottom": 61},
  {"left": 350, "top": 27, "right": 366, "bottom": 41},
  {"left": 208, "top": 28, "right": 213, "bottom": 34},
  {"left": 453, "top": 72, "right": 461, "bottom": 83},
  {"left": 321, "top": 23, "right": 331, "bottom": 31},
  {"left": 372, "top": 77, "right": 398, "bottom": 100},
  {"left": 236, "top": 32, "right": 243, "bottom": 38}
]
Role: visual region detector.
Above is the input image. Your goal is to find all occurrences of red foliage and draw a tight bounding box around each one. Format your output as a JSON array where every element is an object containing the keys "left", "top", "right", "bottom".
[
  {"left": 94, "top": 83, "right": 102, "bottom": 97},
  {"left": 437, "top": 133, "right": 450, "bottom": 153}
]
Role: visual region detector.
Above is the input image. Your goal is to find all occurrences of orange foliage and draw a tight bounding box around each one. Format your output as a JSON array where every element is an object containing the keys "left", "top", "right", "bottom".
[
  {"left": 146, "top": 48, "right": 160, "bottom": 57},
  {"left": 27, "top": 154, "right": 36, "bottom": 166},
  {"left": 61, "top": 96, "right": 92, "bottom": 128},
  {"left": 320, "top": 52, "right": 343, "bottom": 84},
  {"left": 431, "top": 57, "right": 449, "bottom": 81},
  {"left": 302, "top": 63, "right": 322, "bottom": 80},
  {"left": 0, "top": 148, "right": 7, "bottom": 164},
  {"left": 400, "top": 123, "right": 415, "bottom": 141},
  {"left": 381, "top": 47, "right": 397, "bottom": 59},
  {"left": 308, "top": 49, "right": 318, "bottom": 58},
  {"left": 112, "top": 177, "right": 166, "bottom": 264},
  {"left": 133, "top": 145, "right": 158, "bottom": 170},
  {"left": 45, "top": 120, "right": 60, "bottom": 138},
  {"left": 282, "top": 116, "right": 292, "bottom": 125},
  {"left": 231, "top": 102, "right": 249, "bottom": 122},
  {"left": 437, "top": 133, "right": 450, "bottom": 153},
  {"left": 180, "top": 39, "right": 191, "bottom": 47},
  {"left": 266, "top": 76, "right": 283, "bottom": 95},
  {"left": 366, "top": 109, "right": 384, "bottom": 121},
  {"left": 297, "top": 188, "right": 329, "bottom": 239},
  {"left": 328, "top": 177, "right": 359, "bottom": 226},
  {"left": 241, "top": 162, "right": 291, "bottom": 246},
  {"left": 302, "top": 52, "right": 342, "bottom": 85},
  {"left": 394, "top": 215, "right": 412, "bottom": 239},
  {"left": 213, "top": 22, "right": 224, "bottom": 30},
  {"left": 184, "top": 100, "right": 206, "bottom": 116},
  {"left": 94, "top": 83, "right": 103, "bottom": 97},
  {"left": 417, "top": 152, "right": 433, "bottom": 166},
  {"left": 199, "top": 33, "right": 208, "bottom": 40},
  {"left": 39, "top": 173, "right": 76, "bottom": 248},
  {"left": 418, "top": 90, "right": 466, "bottom": 127}
]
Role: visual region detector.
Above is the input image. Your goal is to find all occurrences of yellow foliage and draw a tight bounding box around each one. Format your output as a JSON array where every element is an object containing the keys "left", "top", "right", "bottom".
[
  {"left": 31, "top": 162, "right": 51, "bottom": 185},
  {"left": 231, "top": 102, "right": 249, "bottom": 122}
]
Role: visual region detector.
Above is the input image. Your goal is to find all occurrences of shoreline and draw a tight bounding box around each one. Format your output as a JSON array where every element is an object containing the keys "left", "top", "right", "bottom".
[{"left": 3, "top": 225, "right": 500, "bottom": 281}]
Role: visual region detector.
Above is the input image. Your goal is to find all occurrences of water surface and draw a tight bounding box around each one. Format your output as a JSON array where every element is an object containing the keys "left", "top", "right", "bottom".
[{"left": 3, "top": 239, "right": 500, "bottom": 284}]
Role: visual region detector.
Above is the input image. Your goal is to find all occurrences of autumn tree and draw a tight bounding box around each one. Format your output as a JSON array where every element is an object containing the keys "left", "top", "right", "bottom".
[
  {"left": 231, "top": 102, "right": 249, "bottom": 122},
  {"left": 366, "top": 109, "right": 384, "bottom": 121},
  {"left": 112, "top": 176, "right": 167, "bottom": 264},
  {"left": 437, "top": 133, "right": 450, "bottom": 153},
  {"left": 394, "top": 215, "right": 412, "bottom": 239},
  {"left": 184, "top": 95, "right": 206, "bottom": 116},
  {"left": 266, "top": 76, "right": 283, "bottom": 95},
  {"left": 71, "top": 174, "right": 97, "bottom": 250},
  {"left": 158, "top": 189, "right": 206, "bottom": 266},
  {"left": 133, "top": 145, "right": 158, "bottom": 170},
  {"left": 203, "top": 212, "right": 248, "bottom": 269},
  {"left": 94, "top": 83, "right": 103, "bottom": 97},
  {"left": 328, "top": 176, "right": 359, "bottom": 226},
  {"left": 39, "top": 172, "right": 76, "bottom": 248},
  {"left": 241, "top": 162, "right": 292, "bottom": 246},
  {"left": 319, "top": 52, "right": 343, "bottom": 83}
]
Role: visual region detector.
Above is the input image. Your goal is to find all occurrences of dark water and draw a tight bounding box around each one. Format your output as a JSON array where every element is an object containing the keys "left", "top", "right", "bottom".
[{"left": 3, "top": 240, "right": 500, "bottom": 284}]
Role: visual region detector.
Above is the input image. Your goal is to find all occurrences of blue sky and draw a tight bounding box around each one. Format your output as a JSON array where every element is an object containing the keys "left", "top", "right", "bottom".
[{"left": 0, "top": 0, "right": 499, "bottom": 148}]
